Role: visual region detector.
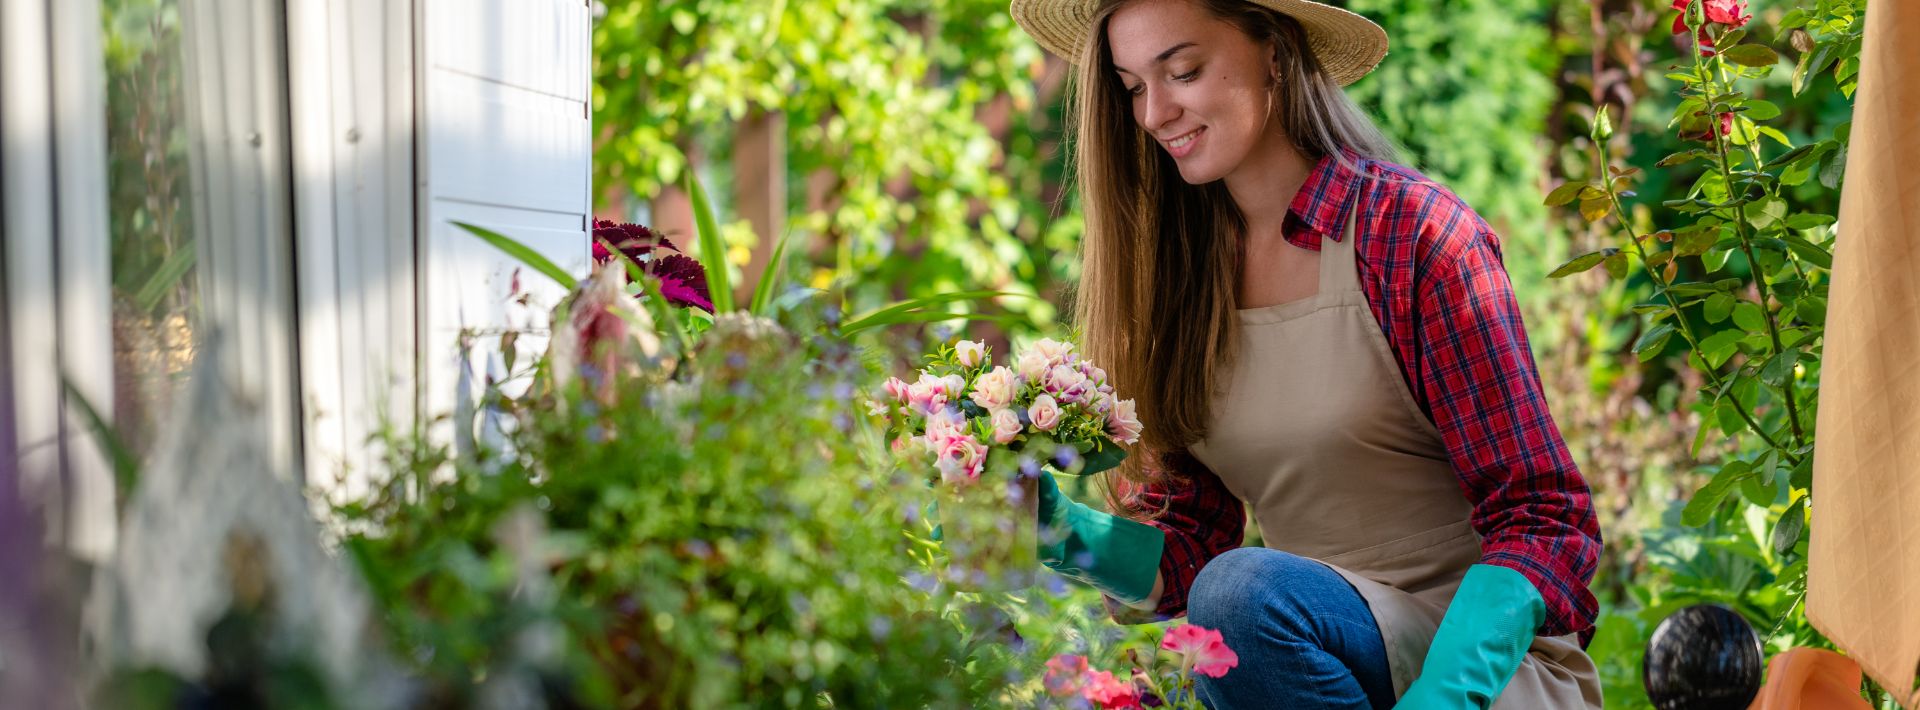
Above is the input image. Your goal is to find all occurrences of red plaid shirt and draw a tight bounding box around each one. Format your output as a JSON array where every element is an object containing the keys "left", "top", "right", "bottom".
[{"left": 1106, "top": 149, "right": 1603, "bottom": 645}]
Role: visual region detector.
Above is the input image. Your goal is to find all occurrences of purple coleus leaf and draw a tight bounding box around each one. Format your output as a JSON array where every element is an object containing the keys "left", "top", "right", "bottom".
[
  {"left": 592, "top": 219, "right": 678, "bottom": 264},
  {"left": 589, "top": 219, "right": 712, "bottom": 312},
  {"left": 650, "top": 254, "right": 714, "bottom": 313}
]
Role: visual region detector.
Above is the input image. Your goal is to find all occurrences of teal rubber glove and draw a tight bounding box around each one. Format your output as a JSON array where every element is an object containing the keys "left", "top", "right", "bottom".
[
  {"left": 1035, "top": 469, "right": 1165, "bottom": 606},
  {"left": 1395, "top": 564, "right": 1546, "bottom": 709}
]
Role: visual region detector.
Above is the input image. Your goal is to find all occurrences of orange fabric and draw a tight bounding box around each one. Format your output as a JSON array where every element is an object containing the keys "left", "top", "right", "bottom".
[
  {"left": 1807, "top": 0, "right": 1920, "bottom": 703},
  {"left": 1747, "top": 648, "right": 1871, "bottom": 710}
]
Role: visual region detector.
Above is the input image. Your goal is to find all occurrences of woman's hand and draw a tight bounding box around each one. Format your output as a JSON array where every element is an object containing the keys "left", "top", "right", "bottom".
[{"left": 1035, "top": 469, "right": 1166, "bottom": 607}]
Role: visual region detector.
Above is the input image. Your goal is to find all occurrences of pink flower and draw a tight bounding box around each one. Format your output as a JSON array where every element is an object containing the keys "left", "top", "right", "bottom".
[
  {"left": 990, "top": 408, "right": 1023, "bottom": 445},
  {"left": 924, "top": 408, "right": 970, "bottom": 447},
  {"left": 954, "top": 339, "right": 986, "bottom": 368},
  {"left": 883, "top": 376, "right": 910, "bottom": 403},
  {"left": 1043, "top": 654, "right": 1090, "bottom": 697},
  {"left": 907, "top": 373, "right": 949, "bottom": 415},
  {"left": 970, "top": 366, "right": 1020, "bottom": 411},
  {"left": 1044, "top": 364, "right": 1092, "bottom": 405},
  {"left": 941, "top": 374, "right": 967, "bottom": 399},
  {"left": 935, "top": 434, "right": 988, "bottom": 484},
  {"left": 1081, "top": 669, "right": 1141, "bottom": 709},
  {"left": 1161, "top": 624, "right": 1240, "bottom": 679},
  {"left": 1030, "top": 338, "right": 1075, "bottom": 367},
  {"left": 1107, "top": 398, "right": 1143, "bottom": 445},
  {"left": 1016, "top": 349, "right": 1051, "bottom": 382},
  {"left": 1028, "top": 394, "right": 1063, "bottom": 432}
]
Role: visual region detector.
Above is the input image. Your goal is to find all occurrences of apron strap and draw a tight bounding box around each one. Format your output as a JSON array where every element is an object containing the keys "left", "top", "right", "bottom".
[{"left": 1319, "top": 198, "right": 1364, "bottom": 295}]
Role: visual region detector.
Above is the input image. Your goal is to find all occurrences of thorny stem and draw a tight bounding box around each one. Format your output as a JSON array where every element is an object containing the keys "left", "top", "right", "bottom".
[
  {"left": 1694, "top": 27, "right": 1810, "bottom": 450},
  {"left": 1596, "top": 139, "right": 1799, "bottom": 464}
]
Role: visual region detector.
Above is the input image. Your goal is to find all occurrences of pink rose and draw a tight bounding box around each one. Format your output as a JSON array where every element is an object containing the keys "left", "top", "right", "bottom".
[
  {"left": 1028, "top": 394, "right": 1062, "bottom": 432},
  {"left": 990, "top": 408, "right": 1023, "bottom": 445},
  {"left": 970, "top": 366, "right": 1020, "bottom": 412},
  {"left": 1081, "top": 669, "right": 1141, "bottom": 709},
  {"left": 1044, "top": 364, "right": 1092, "bottom": 405},
  {"left": 941, "top": 374, "right": 967, "bottom": 399},
  {"left": 1043, "top": 654, "right": 1090, "bottom": 697},
  {"left": 1107, "top": 398, "right": 1142, "bottom": 445},
  {"left": 882, "top": 376, "right": 910, "bottom": 403},
  {"left": 1161, "top": 624, "right": 1240, "bottom": 679},
  {"left": 924, "top": 408, "right": 970, "bottom": 447},
  {"left": 935, "top": 434, "right": 987, "bottom": 484},
  {"left": 1030, "top": 337, "right": 1075, "bottom": 367},
  {"left": 1015, "top": 349, "right": 1051, "bottom": 383},
  {"left": 907, "top": 373, "right": 948, "bottom": 415},
  {"left": 954, "top": 339, "right": 986, "bottom": 368}
]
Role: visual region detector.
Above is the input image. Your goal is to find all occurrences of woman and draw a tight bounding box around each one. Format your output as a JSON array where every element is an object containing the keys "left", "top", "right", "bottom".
[{"left": 1007, "top": 0, "right": 1606, "bottom": 707}]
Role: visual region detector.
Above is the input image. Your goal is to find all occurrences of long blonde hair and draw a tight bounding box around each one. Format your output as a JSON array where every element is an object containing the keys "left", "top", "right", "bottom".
[{"left": 1065, "top": 0, "right": 1404, "bottom": 512}]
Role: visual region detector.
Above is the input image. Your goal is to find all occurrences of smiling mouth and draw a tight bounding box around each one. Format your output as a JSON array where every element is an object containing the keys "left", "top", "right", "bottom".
[{"left": 1164, "top": 128, "right": 1203, "bottom": 148}]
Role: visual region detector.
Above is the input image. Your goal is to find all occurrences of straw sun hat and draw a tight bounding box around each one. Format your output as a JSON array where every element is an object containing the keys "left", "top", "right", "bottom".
[{"left": 1009, "top": 0, "right": 1389, "bottom": 86}]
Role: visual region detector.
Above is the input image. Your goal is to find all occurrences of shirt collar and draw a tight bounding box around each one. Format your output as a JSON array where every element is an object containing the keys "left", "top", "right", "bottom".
[{"left": 1286, "top": 148, "right": 1365, "bottom": 243}]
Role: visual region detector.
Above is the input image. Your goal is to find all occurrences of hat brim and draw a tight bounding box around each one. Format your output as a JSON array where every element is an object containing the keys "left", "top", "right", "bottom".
[{"left": 1010, "top": 0, "right": 1388, "bottom": 87}]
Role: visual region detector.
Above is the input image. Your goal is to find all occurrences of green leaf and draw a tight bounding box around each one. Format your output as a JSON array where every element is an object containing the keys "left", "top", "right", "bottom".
[
  {"left": 1772, "top": 497, "right": 1807, "bottom": 556},
  {"left": 750, "top": 227, "right": 797, "bottom": 316},
  {"left": 1683, "top": 460, "right": 1755, "bottom": 527},
  {"left": 1818, "top": 148, "right": 1848, "bottom": 189},
  {"left": 1796, "top": 296, "right": 1827, "bottom": 327},
  {"left": 1764, "top": 143, "right": 1820, "bottom": 169},
  {"left": 1704, "top": 293, "right": 1734, "bottom": 323},
  {"left": 1757, "top": 125, "right": 1793, "bottom": 148},
  {"left": 1733, "top": 302, "right": 1768, "bottom": 333},
  {"left": 1784, "top": 213, "right": 1836, "bottom": 230},
  {"left": 1742, "top": 99, "right": 1781, "bottom": 121},
  {"left": 1700, "top": 329, "right": 1744, "bottom": 368},
  {"left": 1544, "top": 181, "right": 1587, "bottom": 207},
  {"left": 1657, "top": 150, "right": 1705, "bottom": 167},
  {"left": 1675, "top": 226, "right": 1720, "bottom": 257},
  {"left": 1579, "top": 196, "right": 1613, "bottom": 222},
  {"left": 682, "top": 167, "right": 734, "bottom": 314},
  {"left": 839, "top": 311, "right": 1015, "bottom": 335},
  {"left": 1761, "top": 350, "right": 1799, "bottom": 387},
  {"left": 1744, "top": 198, "right": 1787, "bottom": 230},
  {"left": 1078, "top": 438, "right": 1129, "bottom": 475},
  {"left": 133, "top": 241, "right": 197, "bottom": 314},
  {"left": 1721, "top": 43, "right": 1780, "bottom": 68},
  {"left": 1782, "top": 234, "right": 1833, "bottom": 268},
  {"left": 1547, "top": 249, "right": 1617, "bottom": 278},
  {"left": 1603, "top": 251, "right": 1631, "bottom": 279},
  {"left": 842, "top": 290, "right": 1024, "bottom": 332},
  {"left": 1635, "top": 324, "right": 1677, "bottom": 361},
  {"left": 62, "top": 377, "right": 140, "bottom": 496},
  {"left": 1703, "top": 246, "right": 1733, "bottom": 273},
  {"left": 456, "top": 221, "right": 576, "bottom": 290}
]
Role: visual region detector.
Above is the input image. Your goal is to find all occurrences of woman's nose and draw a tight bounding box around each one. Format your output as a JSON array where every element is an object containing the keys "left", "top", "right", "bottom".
[{"left": 1139, "top": 86, "right": 1180, "bottom": 133}]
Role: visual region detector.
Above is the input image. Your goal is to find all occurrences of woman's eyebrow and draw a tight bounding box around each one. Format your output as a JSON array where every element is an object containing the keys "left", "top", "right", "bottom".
[{"left": 1114, "top": 41, "right": 1198, "bottom": 75}]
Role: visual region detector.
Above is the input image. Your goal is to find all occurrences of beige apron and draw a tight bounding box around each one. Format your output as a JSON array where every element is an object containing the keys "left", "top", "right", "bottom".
[{"left": 1189, "top": 205, "right": 1603, "bottom": 708}]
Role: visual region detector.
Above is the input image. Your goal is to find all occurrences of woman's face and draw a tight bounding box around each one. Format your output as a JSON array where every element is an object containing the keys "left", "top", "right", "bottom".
[{"left": 1107, "top": 0, "right": 1281, "bottom": 185}]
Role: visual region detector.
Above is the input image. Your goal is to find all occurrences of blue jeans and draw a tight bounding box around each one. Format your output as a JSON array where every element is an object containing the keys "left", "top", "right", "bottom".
[{"left": 1186, "top": 547, "right": 1397, "bottom": 710}]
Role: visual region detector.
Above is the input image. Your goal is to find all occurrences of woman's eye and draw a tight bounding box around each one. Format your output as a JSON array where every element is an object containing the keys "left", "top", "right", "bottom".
[
  {"left": 1173, "top": 70, "right": 1199, "bottom": 82},
  {"left": 1127, "top": 83, "right": 1144, "bottom": 96}
]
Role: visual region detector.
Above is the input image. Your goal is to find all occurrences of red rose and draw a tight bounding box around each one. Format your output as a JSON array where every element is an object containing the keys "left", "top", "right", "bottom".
[
  {"left": 1677, "top": 111, "right": 1735, "bottom": 142},
  {"left": 1670, "top": 0, "right": 1751, "bottom": 54}
]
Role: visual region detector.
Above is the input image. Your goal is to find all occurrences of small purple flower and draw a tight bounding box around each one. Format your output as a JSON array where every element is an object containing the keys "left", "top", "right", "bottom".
[{"left": 1052, "top": 446, "right": 1081, "bottom": 471}]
